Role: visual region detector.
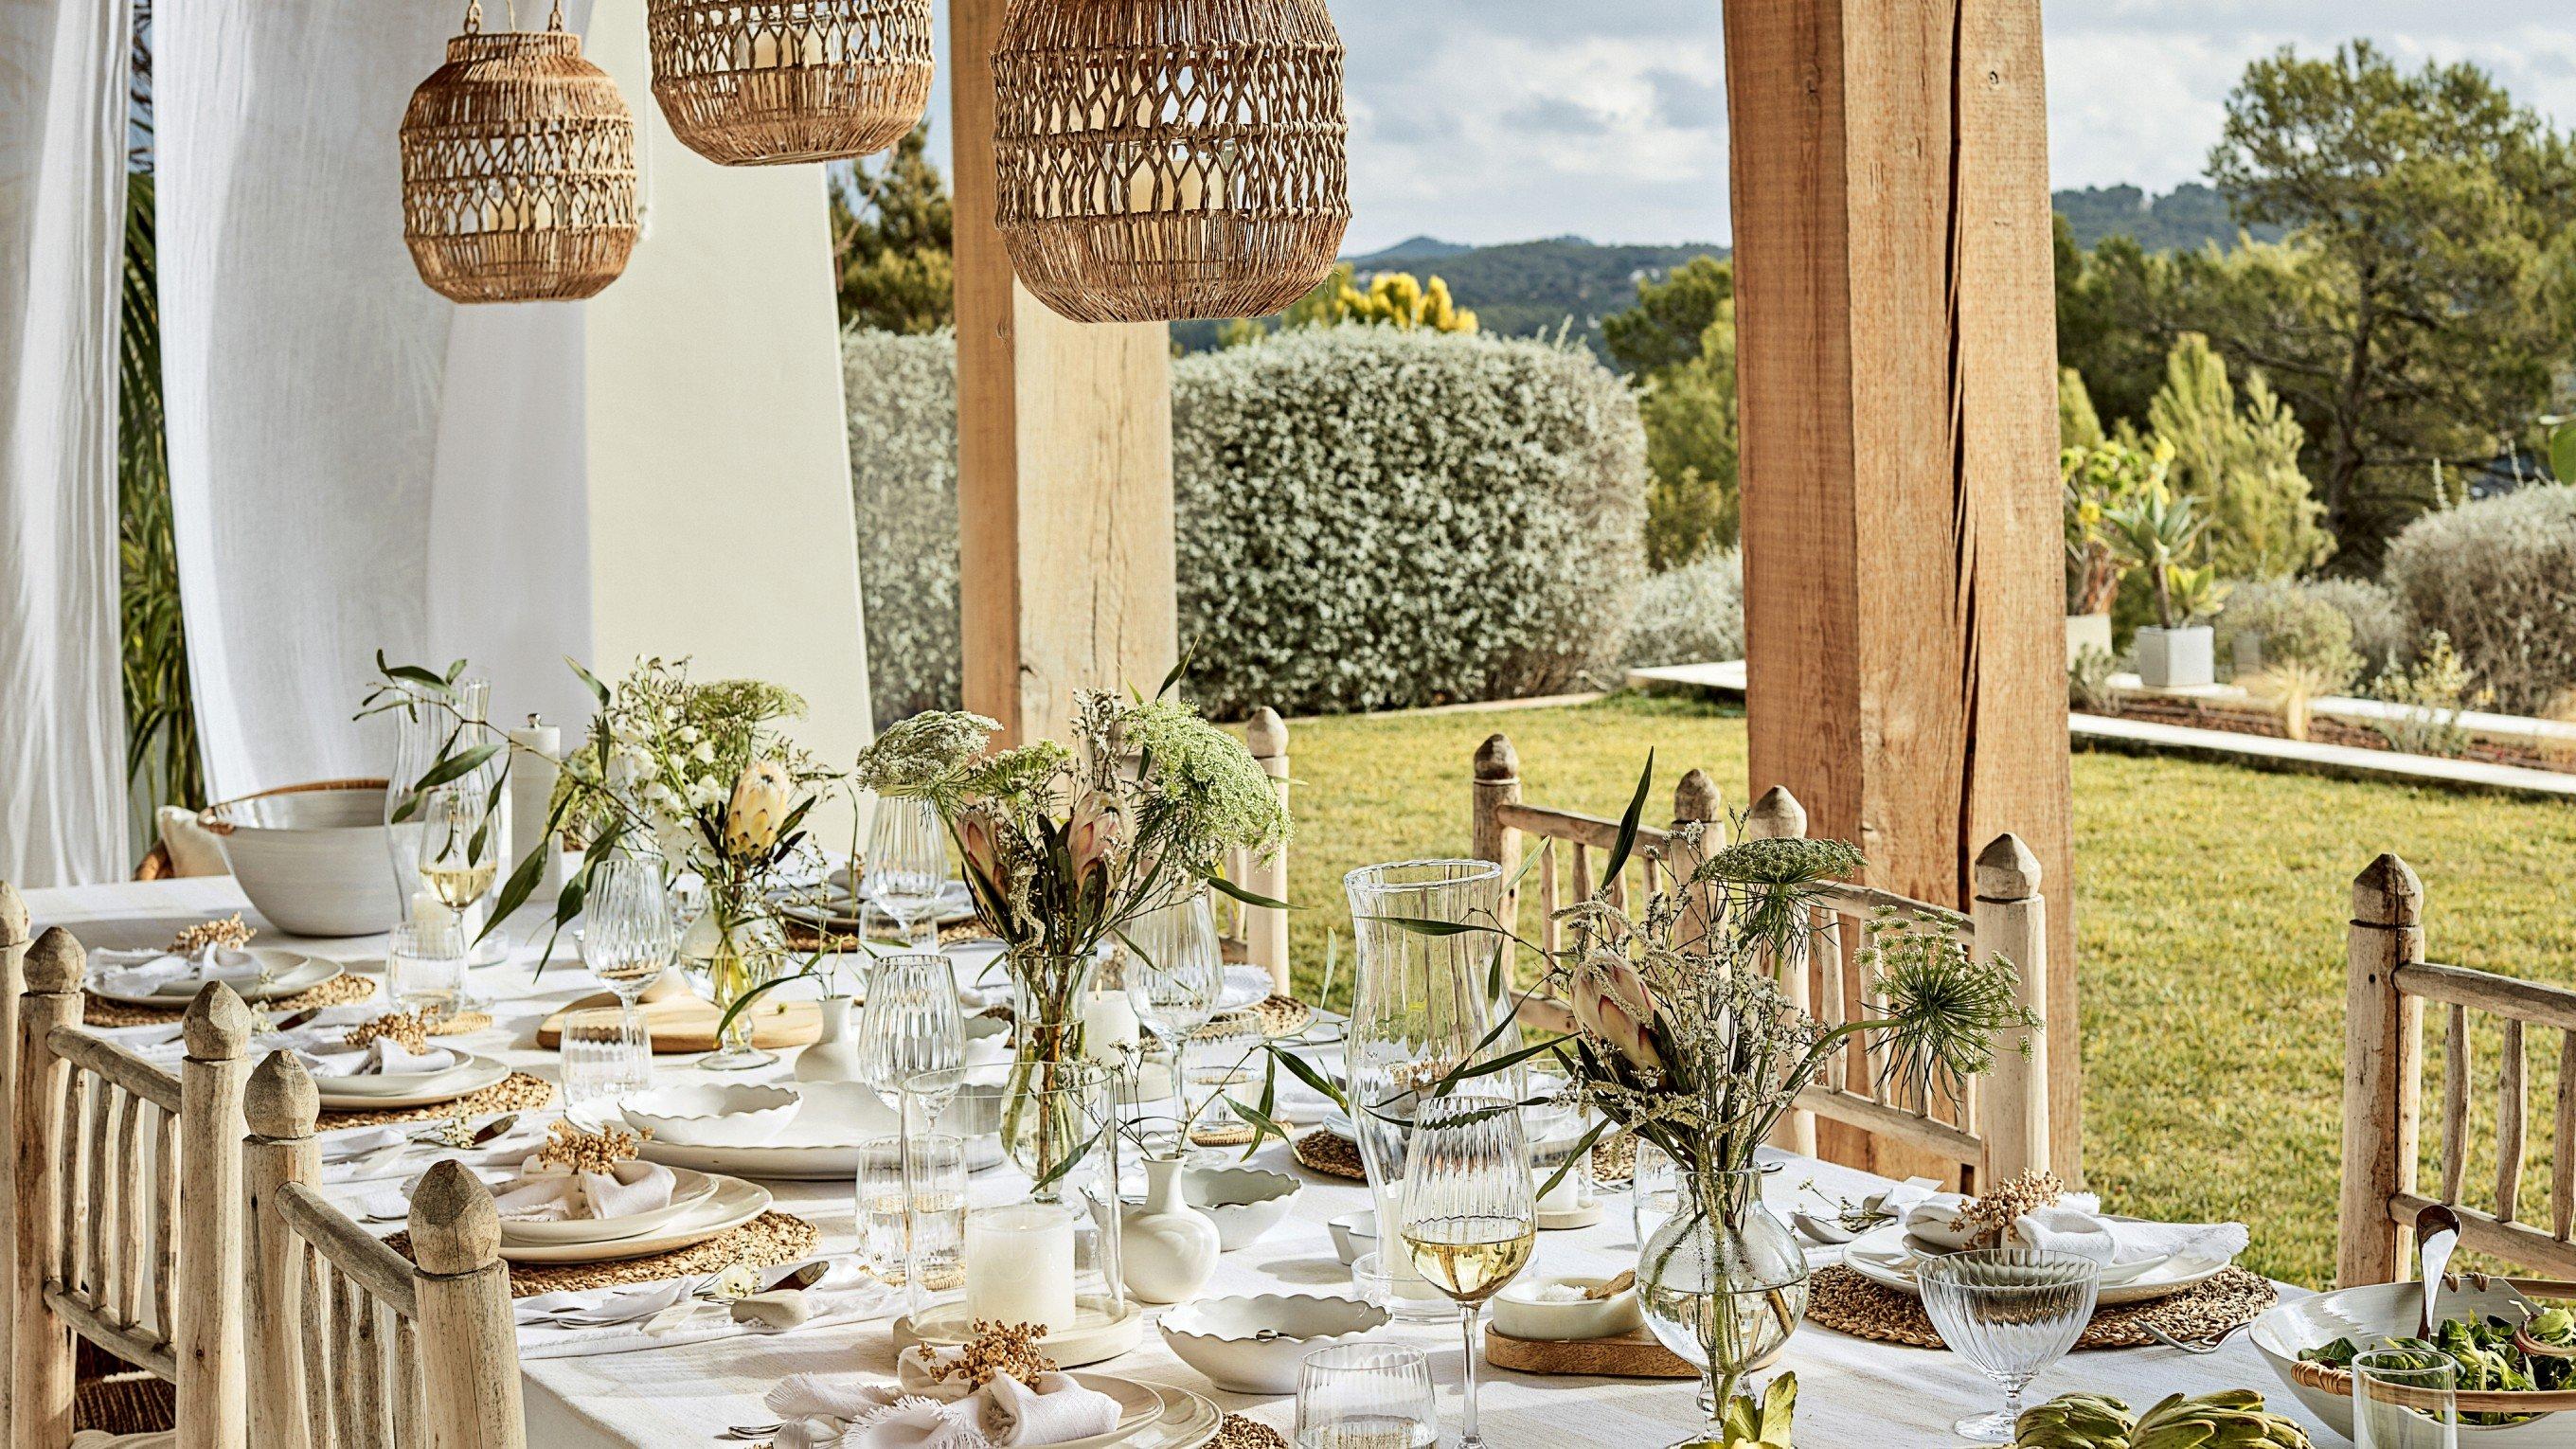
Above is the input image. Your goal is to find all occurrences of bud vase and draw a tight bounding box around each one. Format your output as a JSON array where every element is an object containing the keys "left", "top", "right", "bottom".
[
  {"left": 1005, "top": 952, "right": 1098, "bottom": 1197},
  {"left": 1637, "top": 1164, "right": 1810, "bottom": 1449},
  {"left": 687, "top": 914, "right": 783, "bottom": 1071}
]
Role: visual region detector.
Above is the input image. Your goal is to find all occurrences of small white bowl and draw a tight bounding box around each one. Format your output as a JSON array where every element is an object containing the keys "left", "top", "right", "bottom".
[
  {"left": 1159, "top": 1293, "right": 1391, "bottom": 1394},
  {"left": 620, "top": 1084, "right": 802, "bottom": 1147},
  {"left": 1181, "top": 1166, "right": 1299, "bottom": 1251},
  {"left": 1327, "top": 1210, "right": 1378, "bottom": 1265},
  {"left": 1491, "top": 1276, "right": 1645, "bottom": 1341}
]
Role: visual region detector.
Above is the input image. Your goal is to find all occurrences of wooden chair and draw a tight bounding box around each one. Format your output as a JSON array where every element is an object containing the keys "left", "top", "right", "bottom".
[
  {"left": 1214, "top": 708, "right": 1292, "bottom": 993},
  {"left": 243, "top": 1051, "right": 526, "bottom": 1449},
  {"left": 12, "top": 929, "right": 251, "bottom": 1449},
  {"left": 2336, "top": 852, "right": 2576, "bottom": 1287},
  {"left": 1469, "top": 732, "right": 2051, "bottom": 1190}
]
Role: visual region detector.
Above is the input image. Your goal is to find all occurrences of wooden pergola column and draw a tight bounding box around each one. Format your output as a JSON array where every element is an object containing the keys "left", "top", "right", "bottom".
[
  {"left": 1724, "top": 0, "right": 2081, "bottom": 1176},
  {"left": 949, "top": 0, "right": 1179, "bottom": 745}
]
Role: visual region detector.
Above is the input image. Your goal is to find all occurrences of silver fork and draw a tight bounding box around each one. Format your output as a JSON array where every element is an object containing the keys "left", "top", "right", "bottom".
[
  {"left": 2139, "top": 1318, "right": 2250, "bottom": 1355},
  {"left": 718, "top": 1424, "right": 780, "bottom": 1441}
]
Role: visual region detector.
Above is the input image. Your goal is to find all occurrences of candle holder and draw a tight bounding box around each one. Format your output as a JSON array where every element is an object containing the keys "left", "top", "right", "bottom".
[{"left": 895, "top": 1059, "right": 1140, "bottom": 1365}]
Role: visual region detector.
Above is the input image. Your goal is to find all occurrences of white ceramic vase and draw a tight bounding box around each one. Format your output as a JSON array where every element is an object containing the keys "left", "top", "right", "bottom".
[
  {"left": 794, "top": 996, "right": 866, "bottom": 1083},
  {"left": 1120, "top": 1155, "right": 1221, "bottom": 1304}
]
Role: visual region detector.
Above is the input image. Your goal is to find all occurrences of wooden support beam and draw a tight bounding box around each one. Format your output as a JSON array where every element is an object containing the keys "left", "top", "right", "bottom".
[
  {"left": 950, "top": 0, "right": 1178, "bottom": 745},
  {"left": 1724, "top": 0, "right": 2080, "bottom": 1179}
]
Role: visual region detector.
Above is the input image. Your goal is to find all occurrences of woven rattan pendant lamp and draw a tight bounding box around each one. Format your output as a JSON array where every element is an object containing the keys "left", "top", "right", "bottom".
[
  {"left": 647, "top": 0, "right": 935, "bottom": 166},
  {"left": 993, "top": 0, "right": 1351, "bottom": 324},
  {"left": 400, "top": 1, "right": 639, "bottom": 303}
]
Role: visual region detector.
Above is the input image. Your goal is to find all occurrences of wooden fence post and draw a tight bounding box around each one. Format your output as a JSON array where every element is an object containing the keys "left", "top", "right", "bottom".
[
  {"left": 1972, "top": 834, "right": 2050, "bottom": 1185},
  {"left": 1470, "top": 735, "right": 1523, "bottom": 927},
  {"left": 1744, "top": 786, "right": 1816, "bottom": 1156},
  {"left": 409, "top": 1162, "right": 527, "bottom": 1449},
  {"left": 0, "top": 883, "right": 25, "bottom": 1445},
  {"left": 1245, "top": 708, "right": 1293, "bottom": 993},
  {"left": 243, "top": 1052, "right": 318, "bottom": 1449},
  {"left": 1667, "top": 769, "right": 1723, "bottom": 943},
  {"left": 2342, "top": 852, "right": 2424, "bottom": 1288},
  {"left": 176, "top": 985, "right": 250, "bottom": 1449},
  {"left": 13, "top": 930, "right": 80, "bottom": 1449}
]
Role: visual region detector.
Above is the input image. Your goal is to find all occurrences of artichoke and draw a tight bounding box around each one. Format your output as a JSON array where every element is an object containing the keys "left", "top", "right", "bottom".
[
  {"left": 2012, "top": 1392, "right": 2133, "bottom": 1448},
  {"left": 2128, "top": 1391, "right": 2314, "bottom": 1449}
]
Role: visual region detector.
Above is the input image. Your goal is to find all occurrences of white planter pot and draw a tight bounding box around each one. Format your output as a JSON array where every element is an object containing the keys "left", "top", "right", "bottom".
[
  {"left": 2065, "top": 613, "right": 2114, "bottom": 669},
  {"left": 793, "top": 996, "right": 866, "bottom": 1083},
  {"left": 2136, "top": 625, "right": 2215, "bottom": 689},
  {"left": 1120, "top": 1156, "right": 1221, "bottom": 1304}
]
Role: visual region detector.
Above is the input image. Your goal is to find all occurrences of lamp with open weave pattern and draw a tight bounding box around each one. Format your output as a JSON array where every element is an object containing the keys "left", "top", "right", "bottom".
[
  {"left": 648, "top": 0, "right": 934, "bottom": 166},
  {"left": 399, "top": 1, "right": 639, "bottom": 303},
  {"left": 993, "top": 0, "right": 1350, "bottom": 324}
]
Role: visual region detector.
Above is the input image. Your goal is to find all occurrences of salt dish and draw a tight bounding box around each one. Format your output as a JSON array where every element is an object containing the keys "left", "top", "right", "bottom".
[
  {"left": 1179, "top": 1165, "right": 1299, "bottom": 1251},
  {"left": 1158, "top": 1293, "right": 1391, "bottom": 1394},
  {"left": 618, "top": 1083, "right": 801, "bottom": 1147},
  {"left": 1327, "top": 1209, "right": 1378, "bottom": 1265},
  {"left": 1491, "top": 1275, "right": 1645, "bottom": 1341}
]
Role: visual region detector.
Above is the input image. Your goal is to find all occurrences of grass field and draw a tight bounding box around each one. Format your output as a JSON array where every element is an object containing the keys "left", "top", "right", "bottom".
[{"left": 1264, "top": 691, "right": 2576, "bottom": 1289}]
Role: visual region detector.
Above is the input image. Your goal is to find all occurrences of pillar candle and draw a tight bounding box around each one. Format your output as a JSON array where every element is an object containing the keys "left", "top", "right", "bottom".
[
  {"left": 963, "top": 1204, "right": 1077, "bottom": 1332},
  {"left": 1080, "top": 990, "right": 1139, "bottom": 1062},
  {"left": 507, "top": 717, "right": 564, "bottom": 902}
]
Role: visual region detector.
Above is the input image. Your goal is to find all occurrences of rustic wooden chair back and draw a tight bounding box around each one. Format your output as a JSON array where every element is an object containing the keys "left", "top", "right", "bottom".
[
  {"left": 12, "top": 928, "right": 250, "bottom": 1449},
  {"left": 1470, "top": 734, "right": 2050, "bottom": 1190},
  {"left": 1212, "top": 707, "right": 1292, "bottom": 993},
  {"left": 243, "top": 1051, "right": 526, "bottom": 1449},
  {"left": 2338, "top": 852, "right": 2576, "bottom": 1287}
]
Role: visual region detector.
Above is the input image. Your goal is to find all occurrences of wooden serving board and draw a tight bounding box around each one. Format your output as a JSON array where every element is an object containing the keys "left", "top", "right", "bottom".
[
  {"left": 1482, "top": 1326, "right": 1700, "bottom": 1380},
  {"left": 535, "top": 987, "right": 822, "bottom": 1053}
]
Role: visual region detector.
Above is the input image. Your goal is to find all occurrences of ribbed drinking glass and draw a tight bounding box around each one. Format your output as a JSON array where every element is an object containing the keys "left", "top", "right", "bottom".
[
  {"left": 2352, "top": 1350, "right": 2459, "bottom": 1449},
  {"left": 1917, "top": 1248, "right": 2102, "bottom": 1443},
  {"left": 864, "top": 798, "right": 948, "bottom": 949},
  {"left": 581, "top": 854, "right": 676, "bottom": 1019},
  {"left": 856, "top": 953, "right": 965, "bottom": 1095},
  {"left": 1295, "top": 1344, "right": 1438, "bottom": 1449}
]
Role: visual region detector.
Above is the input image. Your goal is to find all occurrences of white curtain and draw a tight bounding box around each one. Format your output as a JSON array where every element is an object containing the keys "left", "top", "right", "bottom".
[
  {"left": 157, "top": 0, "right": 595, "bottom": 801},
  {"left": 0, "top": 0, "right": 134, "bottom": 887}
]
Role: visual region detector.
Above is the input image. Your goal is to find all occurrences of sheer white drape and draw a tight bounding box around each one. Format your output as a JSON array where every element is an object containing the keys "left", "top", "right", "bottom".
[{"left": 0, "top": 0, "right": 134, "bottom": 887}]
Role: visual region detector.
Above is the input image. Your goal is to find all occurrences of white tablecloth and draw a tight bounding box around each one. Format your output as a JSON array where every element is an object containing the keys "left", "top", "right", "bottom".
[{"left": 19, "top": 877, "right": 2338, "bottom": 1447}]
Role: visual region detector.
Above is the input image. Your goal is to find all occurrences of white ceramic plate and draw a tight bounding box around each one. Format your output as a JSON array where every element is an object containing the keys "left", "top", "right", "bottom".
[
  {"left": 496, "top": 1167, "right": 722, "bottom": 1245},
  {"left": 92, "top": 951, "right": 344, "bottom": 1007},
  {"left": 779, "top": 878, "right": 978, "bottom": 930},
  {"left": 635, "top": 1081, "right": 1002, "bottom": 1179},
  {"left": 1891, "top": 1228, "right": 2172, "bottom": 1287},
  {"left": 1127, "top": 1383, "right": 1222, "bottom": 1449},
  {"left": 1039, "top": 1376, "right": 1169, "bottom": 1449},
  {"left": 313, "top": 1053, "right": 510, "bottom": 1111},
  {"left": 498, "top": 1174, "right": 772, "bottom": 1264},
  {"left": 1843, "top": 1222, "right": 2228, "bottom": 1306},
  {"left": 309, "top": 1049, "right": 496, "bottom": 1100},
  {"left": 2254, "top": 1279, "right": 2567, "bottom": 1442}
]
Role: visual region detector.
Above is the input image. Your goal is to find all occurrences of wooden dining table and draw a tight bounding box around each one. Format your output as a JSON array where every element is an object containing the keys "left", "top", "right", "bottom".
[{"left": 20, "top": 874, "right": 2340, "bottom": 1447}]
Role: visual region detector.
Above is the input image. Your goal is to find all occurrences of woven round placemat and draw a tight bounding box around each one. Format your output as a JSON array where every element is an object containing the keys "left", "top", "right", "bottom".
[
  {"left": 383, "top": 1210, "right": 818, "bottom": 1297},
  {"left": 1213, "top": 1416, "right": 1287, "bottom": 1449},
  {"left": 784, "top": 919, "right": 994, "bottom": 955},
  {"left": 317, "top": 1071, "right": 556, "bottom": 1130},
  {"left": 1293, "top": 1126, "right": 1637, "bottom": 1187},
  {"left": 1193, "top": 994, "right": 1312, "bottom": 1042},
  {"left": 1591, "top": 1135, "right": 1636, "bottom": 1186},
  {"left": 81, "top": 971, "right": 382, "bottom": 1029},
  {"left": 428, "top": 1011, "right": 492, "bottom": 1036},
  {"left": 1806, "top": 1263, "right": 2276, "bottom": 1351},
  {"left": 1190, "top": 1119, "right": 1258, "bottom": 1148}
]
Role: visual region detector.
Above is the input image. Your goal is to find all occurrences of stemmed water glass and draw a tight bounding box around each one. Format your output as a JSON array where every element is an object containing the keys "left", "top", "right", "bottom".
[
  {"left": 1124, "top": 889, "right": 1225, "bottom": 1146},
  {"left": 581, "top": 854, "right": 677, "bottom": 1026},
  {"left": 1396, "top": 1093, "right": 1536, "bottom": 1449},
  {"left": 856, "top": 953, "right": 966, "bottom": 1096},
  {"left": 864, "top": 797, "right": 949, "bottom": 950},
  {"left": 1916, "top": 1248, "right": 2102, "bottom": 1443}
]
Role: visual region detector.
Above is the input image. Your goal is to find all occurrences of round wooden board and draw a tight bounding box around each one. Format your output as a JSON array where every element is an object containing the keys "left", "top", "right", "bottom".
[
  {"left": 1484, "top": 1325, "right": 1705, "bottom": 1379},
  {"left": 535, "top": 989, "right": 821, "bottom": 1053}
]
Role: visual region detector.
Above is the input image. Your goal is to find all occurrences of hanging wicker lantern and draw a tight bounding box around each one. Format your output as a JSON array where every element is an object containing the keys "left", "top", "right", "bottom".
[
  {"left": 993, "top": 0, "right": 1350, "bottom": 324},
  {"left": 400, "top": 2, "right": 639, "bottom": 304},
  {"left": 647, "top": 0, "right": 934, "bottom": 167}
]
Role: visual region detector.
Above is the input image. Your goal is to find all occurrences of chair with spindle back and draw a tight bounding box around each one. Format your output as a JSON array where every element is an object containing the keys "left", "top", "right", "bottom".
[
  {"left": 1212, "top": 708, "right": 1292, "bottom": 993},
  {"left": 243, "top": 1052, "right": 527, "bottom": 1449},
  {"left": 1468, "top": 733, "right": 2053, "bottom": 1191},
  {"left": 13, "top": 929, "right": 251, "bottom": 1449}
]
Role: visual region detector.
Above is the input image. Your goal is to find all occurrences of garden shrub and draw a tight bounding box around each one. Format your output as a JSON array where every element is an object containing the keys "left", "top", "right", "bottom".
[
  {"left": 2211, "top": 580, "right": 2358, "bottom": 688},
  {"left": 2303, "top": 578, "right": 2409, "bottom": 681},
  {"left": 1172, "top": 327, "right": 1648, "bottom": 717},
  {"left": 2384, "top": 486, "right": 2576, "bottom": 713},
  {"left": 843, "top": 328, "right": 961, "bottom": 727},
  {"left": 1620, "top": 550, "right": 1743, "bottom": 670}
]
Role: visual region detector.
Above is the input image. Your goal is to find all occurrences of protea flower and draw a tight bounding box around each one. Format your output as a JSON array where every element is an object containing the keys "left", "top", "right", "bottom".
[
  {"left": 723, "top": 760, "right": 795, "bottom": 859},
  {"left": 1067, "top": 793, "right": 1121, "bottom": 887},
  {"left": 1572, "top": 957, "right": 1666, "bottom": 1074},
  {"left": 957, "top": 810, "right": 1008, "bottom": 897}
]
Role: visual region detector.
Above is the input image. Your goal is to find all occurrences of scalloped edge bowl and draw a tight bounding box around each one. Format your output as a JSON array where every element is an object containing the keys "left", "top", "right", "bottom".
[
  {"left": 1158, "top": 1293, "right": 1391, "bottom": 1394},
  {"left": 1181, "top": 1166, "right": 1299, "bottom": 1251},
  {"left": 620, "top": 1083, "right": 802, "bottom": 1146}
]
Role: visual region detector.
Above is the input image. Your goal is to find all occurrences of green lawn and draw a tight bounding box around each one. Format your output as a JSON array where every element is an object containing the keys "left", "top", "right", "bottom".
[{"left": 1264, "top": 691, "right": 2576, "bottom": 1289}]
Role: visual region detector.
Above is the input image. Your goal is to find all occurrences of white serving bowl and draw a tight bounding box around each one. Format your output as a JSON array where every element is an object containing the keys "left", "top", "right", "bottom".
[
  {"left": 1327, "top": 1210, "right": 1378, "bottom": 1266},
  {"left": 1158, "top": 1294, "right": 1390, "bottom": 1394},
  {"left": 792, "top": 1080, "right": 902, "bottom": 1139},
  {"left": 620, "top": 1084, "right": 802, "bottom": 1147},
  {"left": 201, "top": 782, "right": 403, "bottom": 937},
  {"left": 1181, "top": 1166, "right": 1299, "bottom": 1252},
  {"left": 1491, "top": 1276, "right": 1646, "bottom": 1341},
  {"left": 2253, "top": 1279, "right": 2567, "bottom": 1442}
]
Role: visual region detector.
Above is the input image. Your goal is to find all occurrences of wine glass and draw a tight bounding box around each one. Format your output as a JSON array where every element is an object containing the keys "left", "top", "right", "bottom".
[
  {"left": 1126, "top": 890, "right": 1225, "bottom": 1147},
  {"left": 1295, "top": 1343, "right": 1438, "bottom": 1449},
  {"left": 857, "top": 953, "right": 966, "bottom": 1095},
  {"left": 415, "top": 779, "right": 510, "bottom": 989},
  {"left": 581, "top": 853, "right": 676, "bottom": 1027},
  {"left": 1396, "top": 1092, "right": 1535, "bottom": 1449},
  {"left": 385, "top": 675, "right": 490, "bottom": 920},
  {"left": 864, "top": 797, "right": 949, "bottom": 949},
  {"left": 2352, "top": 1350, "right": 2460, "bottom": 1449},
  {"left": 1916, "top": 1248, "right": 2102, "bottom": 1443}
]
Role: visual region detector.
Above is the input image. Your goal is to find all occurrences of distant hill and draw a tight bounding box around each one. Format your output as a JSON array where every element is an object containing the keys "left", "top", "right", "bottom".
[
  {"left": 2051, "top": 182, "right": 2282, "bottom": 252},
  {"left": 1349, "top": 235, "right": 1475, "bottom": 268}
]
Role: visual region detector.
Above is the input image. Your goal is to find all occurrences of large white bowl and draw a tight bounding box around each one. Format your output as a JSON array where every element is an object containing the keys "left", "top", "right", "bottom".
[
  {"left": 201, "top": 782, "right": 403, "bottom": 937},
  {"left": 1181, "top": 1166, "right": 1299, "bottom": 1252},
  {"left": 1158, "top": 1294, "right": 1391, "bottom": 1394},
  {"left": 1491, "top": 1276, "right": 1646, "bottom": 1341},
  {"left": 620, "top": 1084, "right": 802, "bottom": 1147},
  {"left": 2254, "top": 1279, "right": 2569, "bottom": 1443}
]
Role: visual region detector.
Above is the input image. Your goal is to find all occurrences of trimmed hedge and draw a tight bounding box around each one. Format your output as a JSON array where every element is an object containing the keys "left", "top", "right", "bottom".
[
  {"left": 2384, "top": 487, "right": 2576, "bottom": 712},
  {"left": 1620, "top": 549, "right": 1743, "bottom": 669}
]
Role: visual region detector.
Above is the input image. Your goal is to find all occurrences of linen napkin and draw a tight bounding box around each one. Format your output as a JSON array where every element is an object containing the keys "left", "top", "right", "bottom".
[
  {"left": 514, "top": 1260, "right": 898, "bottom": 1362},
  {"left": 92, "top": 944, "right": 266, "bottom": 998},
  {"left": 491, "top": 1158, "right": 675, "bottom": 1223},
  {"left": 2012, "top": 1200, "right": 2248, "bottom": 1267},
  {"left": 297, "top": 1036, "right": 462, "bottom": 1080},
  {"left": 766, "top": 1345, "right": 1121, "bottom": 1449}
]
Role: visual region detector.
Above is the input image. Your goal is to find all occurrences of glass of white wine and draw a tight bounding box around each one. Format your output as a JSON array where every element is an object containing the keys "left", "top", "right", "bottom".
[
  {"left": 1294, "top": 1343, "right": 1437, "bottom": 1449},
  {"left": 415, "top": 781, "right": 507, "bottom": 980},
  {"left": 1396, "top": 1092, "right": 1536, "bottom": 1449}
]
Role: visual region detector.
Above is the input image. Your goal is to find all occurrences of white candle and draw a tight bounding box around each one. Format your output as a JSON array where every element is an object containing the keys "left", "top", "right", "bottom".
[
  {"left": 507, "top": 717, "right": 563, "bottom": 900},
  {"left": 1080, "top": 991, "right": 1139, "bottom": 1062},
  {"left": 963, "top": 1204, "right": 1077, "bottom": 1332},
  {"left": 1535, "top": 1162, "right": 1586, "bottom": 1214},
  {"left": 410, "top": 892, "right": 457, "bottom": 929}
]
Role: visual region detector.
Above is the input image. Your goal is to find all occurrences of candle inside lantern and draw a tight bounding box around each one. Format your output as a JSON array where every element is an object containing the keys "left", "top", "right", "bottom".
[
  {"left": 1535, "top": 1160, "right": 1587, "bottom": 1215},
  {"left": 963, "top": 1203, "right": 1077, "bottom": 1332},
  {"left": 1080, "top": 990, "right": 1139, "bottom": 1062}
]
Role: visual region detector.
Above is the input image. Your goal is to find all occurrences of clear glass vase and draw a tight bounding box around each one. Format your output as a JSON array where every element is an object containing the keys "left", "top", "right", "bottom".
[
  {"left": 689, "top": 914, "right": 784, "bottom": 1070},
  {"left": 1637, "top": 1164, "right": 1811, "bottom": 1449},
  {"left": 1006, "top": 951, "right": 1099, "bottom": 1195}
]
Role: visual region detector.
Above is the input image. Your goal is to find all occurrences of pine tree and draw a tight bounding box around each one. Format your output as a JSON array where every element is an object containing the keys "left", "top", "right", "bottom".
[
  {"left": 830, "top": 123, "right": 954, "bottom": 333},
  {"left": 2147, "top": 333, "right": 2333, "bottom": 580}
]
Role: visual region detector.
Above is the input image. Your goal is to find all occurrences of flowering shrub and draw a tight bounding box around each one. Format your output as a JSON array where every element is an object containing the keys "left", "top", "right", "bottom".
[
  {"left": 843, "top": 328, "right": 961, "bottom": 727},
  {"left": 2384, "top": 486, "right": 2576, "bottom": 713},
  {"left": 1620, "top": 549, "right": 1743, "bottom": 669}
]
